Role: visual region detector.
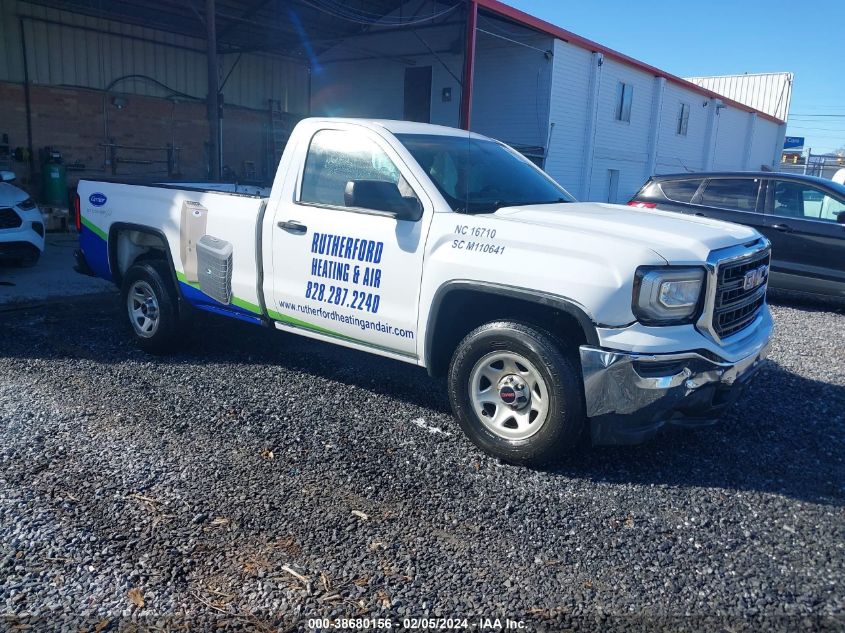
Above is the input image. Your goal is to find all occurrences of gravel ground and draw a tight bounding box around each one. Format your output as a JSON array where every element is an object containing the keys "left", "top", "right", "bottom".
[
  {"left": 0, "top": 293, "right": 843, "bottom": 632},
  {"left": 0, "top": 235, "right": 113, "bottom": 306}
]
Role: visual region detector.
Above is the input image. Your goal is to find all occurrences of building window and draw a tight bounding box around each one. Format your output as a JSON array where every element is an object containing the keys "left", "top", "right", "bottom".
[
  {"left": 677, "top": 103, "right": 690, "bottom": 136},
  {"left": 606, "top": 169, "right": 620, "bottom": 203},
  {"left": 615, "top": 82, "right": 633, "bottom": 122}
]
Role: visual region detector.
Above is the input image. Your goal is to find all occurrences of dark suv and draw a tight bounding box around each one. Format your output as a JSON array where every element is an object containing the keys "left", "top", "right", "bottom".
[{"left": 630, "top": 172, "right": 845, "bottom": 297}]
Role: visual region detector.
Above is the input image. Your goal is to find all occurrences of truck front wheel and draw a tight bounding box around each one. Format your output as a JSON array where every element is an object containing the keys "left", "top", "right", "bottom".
[
  {"left": 121, "top": 261, "right": 182, "bottom": 354},
  {"left": 448, "top": 321, "right": 586, "bottom": 465}
]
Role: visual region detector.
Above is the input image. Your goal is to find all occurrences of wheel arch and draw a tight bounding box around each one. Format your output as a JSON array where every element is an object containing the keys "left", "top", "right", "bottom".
[
  {"left": 424, "top": 281, "right": 599, "bottom": 377},
  {"left": 108, "top": 222, "right": 181, "bottom": 292}
]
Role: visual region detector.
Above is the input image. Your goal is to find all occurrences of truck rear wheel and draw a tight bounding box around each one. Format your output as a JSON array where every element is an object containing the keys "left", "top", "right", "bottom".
[
  {"left": 448, "top": 321, "right": 585, "bottom": 465},
  {"left": 121, "top": 261, "right": 182, "bottom": 354}
]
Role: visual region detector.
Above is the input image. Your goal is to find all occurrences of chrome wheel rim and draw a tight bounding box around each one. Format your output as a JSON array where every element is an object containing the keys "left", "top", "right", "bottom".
[
  {"left": 127, "top": 280, "right": 160, "bottom": 338},
  {"left": 468, "top": 351, "right": 550, "bottom": 441}
]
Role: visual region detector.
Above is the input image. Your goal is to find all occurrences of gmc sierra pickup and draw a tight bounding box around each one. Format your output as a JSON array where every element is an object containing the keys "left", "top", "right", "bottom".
[{"left": 74, "top": 118, "right": 773, "bottom": 464}]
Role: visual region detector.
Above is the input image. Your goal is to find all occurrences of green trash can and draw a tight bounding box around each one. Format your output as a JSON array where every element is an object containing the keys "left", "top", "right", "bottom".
[{"left": 41, "top": 158, "right": 68, "bottom": 207}]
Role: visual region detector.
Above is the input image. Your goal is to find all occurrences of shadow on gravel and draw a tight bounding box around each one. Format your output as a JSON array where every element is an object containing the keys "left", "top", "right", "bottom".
[
  {"left": 546, "top": 358, "right": 845, "bottom": 507},
  {"left": 0, "top": 294, "right": 452, "bottom": 415},
  {"left": 1, "top": 295, "right": 843, "bottom": 507},
  {"left": 767, "top": 288, "right": 845, "bottom": 314}
]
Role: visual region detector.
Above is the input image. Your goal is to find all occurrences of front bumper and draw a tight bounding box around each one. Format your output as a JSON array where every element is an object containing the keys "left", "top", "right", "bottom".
[
  {"left": 0, "top": 240, "right": 42, "bottom": 261},
  {"left": 0, "top": 208, "right": 45, "bottom": 260},
  {"left": 580, "top": 330, "right": 772, "bottom": 445}
]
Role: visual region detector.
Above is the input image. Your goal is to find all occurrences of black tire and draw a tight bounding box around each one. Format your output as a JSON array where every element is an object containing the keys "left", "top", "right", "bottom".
[
  {"left": 121, "top": 260, "right": 182, "bottom": 354},
  {"left": 448, "top": 321, "right": 586, "bottom": 465}
]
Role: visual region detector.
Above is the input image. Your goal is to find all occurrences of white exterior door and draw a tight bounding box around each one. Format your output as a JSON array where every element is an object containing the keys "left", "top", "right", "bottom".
[{"left": 268, "top": 124, "right": 431, "bottom": 359}]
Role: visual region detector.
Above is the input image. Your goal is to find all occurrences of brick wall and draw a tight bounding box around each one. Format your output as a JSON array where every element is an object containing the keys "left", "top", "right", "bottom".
[
  {"left": 0, "top": 82, "right": 30, "bottom": 186},
  {"left": 221, "top": 107, "right": 269, "bottom": 181},
  {"left": 0, "top": 80, "right": 271, "bottom": 198}
]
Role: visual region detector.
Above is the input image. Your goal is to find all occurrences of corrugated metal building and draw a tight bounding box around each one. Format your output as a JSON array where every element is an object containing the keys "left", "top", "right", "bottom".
[
  {"left": 0, "top": 0, "right": 787, "bottom": 203},
  {"left": 0, "top": 0, "right": 311, "bottom": 184},
  {"left": 0, "top": 0, "right": 309, "bottom": 109},
  {"left": 685, "top": 72, "right": 793, "bottom": 122}
]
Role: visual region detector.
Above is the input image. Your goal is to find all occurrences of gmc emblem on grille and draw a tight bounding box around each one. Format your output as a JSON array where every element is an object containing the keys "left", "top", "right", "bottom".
[{"left": 742, "top": 265, "right": 769, "bottom": 291}]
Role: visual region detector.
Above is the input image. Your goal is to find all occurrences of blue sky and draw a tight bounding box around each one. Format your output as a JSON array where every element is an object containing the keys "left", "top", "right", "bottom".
[{"left": 506, "top": 0, "right": 845, "bottom": 154}]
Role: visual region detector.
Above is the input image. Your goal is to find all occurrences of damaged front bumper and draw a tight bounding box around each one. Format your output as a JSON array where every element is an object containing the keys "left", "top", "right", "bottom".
[{"left": 579, "top": 331, "right": 772, "bottom": 445}]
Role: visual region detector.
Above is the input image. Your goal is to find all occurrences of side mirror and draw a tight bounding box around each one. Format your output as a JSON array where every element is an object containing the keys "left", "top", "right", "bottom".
[
  {"left": 344, "top": 180, "right": 422, "bottom": 221},
  {"left": 836, "top": 210, "right": 845, "bottom": 225},
  {"left": 0, "top": 171, "right": 16, "bottom": 183}
]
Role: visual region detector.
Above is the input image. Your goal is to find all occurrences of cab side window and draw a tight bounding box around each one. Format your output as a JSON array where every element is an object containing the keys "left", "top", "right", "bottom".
[
  {"left": 300, "top": 129, "right": 418, "bottom": 211},
  {"left": 698, "top": 178, "right": 760, "bottom": 212},
  {"left": 771, "top": 180, "right": 845, "bottom": 222}
]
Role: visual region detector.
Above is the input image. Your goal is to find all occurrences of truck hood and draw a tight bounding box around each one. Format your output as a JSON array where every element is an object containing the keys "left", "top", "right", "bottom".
[{"left": 493, "top": 202, "right": 760, "bottom": 263}]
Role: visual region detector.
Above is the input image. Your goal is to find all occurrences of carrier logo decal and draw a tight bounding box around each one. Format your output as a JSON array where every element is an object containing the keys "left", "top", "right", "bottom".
[{"left": 89, "top": 192, "right": 107, "bottom": 207}]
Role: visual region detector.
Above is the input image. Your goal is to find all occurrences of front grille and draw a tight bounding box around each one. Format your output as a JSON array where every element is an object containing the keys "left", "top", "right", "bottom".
[
  {"left": 0, "top": 207, "right": 22, "bottom": 229},
  {"left": 712, "top": 249, "right": 770, "bottom": 338}
]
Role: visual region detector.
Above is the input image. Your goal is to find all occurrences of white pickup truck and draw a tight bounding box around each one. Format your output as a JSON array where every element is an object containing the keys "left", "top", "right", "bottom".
[{"left": 74, "top": 118, "right": 773, "bottom": 464}]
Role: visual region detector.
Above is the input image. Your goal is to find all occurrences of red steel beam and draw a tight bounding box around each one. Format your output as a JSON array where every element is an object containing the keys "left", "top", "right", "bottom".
[{"left": 459, "top": 0, "right": 477, "bottom": 130}]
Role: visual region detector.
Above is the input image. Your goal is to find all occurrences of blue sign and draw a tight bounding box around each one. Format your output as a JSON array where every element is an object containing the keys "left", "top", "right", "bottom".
[
  {"left": 89, "top": 192, "right": 107, "bottom": 207},
  {"left": 784, "top": 136, "right": 805, "bottom": 149}
]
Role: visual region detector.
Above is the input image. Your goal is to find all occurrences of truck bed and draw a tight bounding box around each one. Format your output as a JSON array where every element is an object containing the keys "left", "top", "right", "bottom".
[
  {"left": 158, "top": 182, "right": 271, "bottom": 197},
  {"left": 77, "top": 179, "right": 268, "bottom": 324}
]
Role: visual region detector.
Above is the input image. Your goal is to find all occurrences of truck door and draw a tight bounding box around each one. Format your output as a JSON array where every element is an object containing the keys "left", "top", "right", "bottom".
[{"left": 267, "top": 125, "right": 431, "bottom": 359}]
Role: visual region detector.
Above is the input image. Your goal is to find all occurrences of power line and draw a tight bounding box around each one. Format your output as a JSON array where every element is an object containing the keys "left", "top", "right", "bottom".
[{"left": 787, "top": 128, "right": 845, "bottom": 132}]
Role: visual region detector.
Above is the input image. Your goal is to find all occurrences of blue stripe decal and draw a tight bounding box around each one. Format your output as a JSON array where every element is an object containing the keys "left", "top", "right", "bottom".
[
  {"left": 79, "top": 223, "right": 112, "bottom": 281},
  {"left": 178, "top": 282, "right": 263, "bottom": 325}
]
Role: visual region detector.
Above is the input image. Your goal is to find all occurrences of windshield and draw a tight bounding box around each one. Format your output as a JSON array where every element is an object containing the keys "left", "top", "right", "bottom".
[{"left": 396, "top": 133, "right": 575, "bottom": 213}]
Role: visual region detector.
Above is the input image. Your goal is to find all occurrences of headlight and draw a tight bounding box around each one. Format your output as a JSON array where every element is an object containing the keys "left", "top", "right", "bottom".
[
  {"left": 633, "top": 267, "right": 705, "bottom": 324},
  {"left": 17, "top": 198, "right": 37, "bottom": 211}
]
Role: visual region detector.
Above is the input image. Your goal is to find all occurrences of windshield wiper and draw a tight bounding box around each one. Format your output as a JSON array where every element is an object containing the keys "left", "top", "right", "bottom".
[
  {"left": 490, "top": 198, "right": 571, "bottom": 210},
  {"left": 457, "top": 198, "right": 572, "bottom": 214}
]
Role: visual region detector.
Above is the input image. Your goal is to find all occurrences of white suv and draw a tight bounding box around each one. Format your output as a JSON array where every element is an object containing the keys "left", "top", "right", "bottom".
[{"left": 0, "top": 171, "right": 45, "bottom": 267}]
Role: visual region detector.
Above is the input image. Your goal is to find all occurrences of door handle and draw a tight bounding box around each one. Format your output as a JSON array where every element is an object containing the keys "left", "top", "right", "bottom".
[
  {"left": 277, "top": 220, "right": 307, "bottom": 234},
  {"left": 694, "top": 212, "right": 706, "bottom": 217},
  {"left": 771, "top": 223, "right": 792, "bottom": 233}
]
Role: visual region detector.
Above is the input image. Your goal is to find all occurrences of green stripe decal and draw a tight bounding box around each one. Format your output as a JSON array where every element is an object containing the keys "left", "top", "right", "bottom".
[
  {"left": 268, "top": 309, "right": 413, "bottom": 357},
  {"left": 230, "top": 295, "right": 262, "bottom": 314},
  {"left": 175, "top": 271, "right": 201, "bottom": 289},
  {"left": 81, "top": 216, "right": 107, "bottom": 241}
]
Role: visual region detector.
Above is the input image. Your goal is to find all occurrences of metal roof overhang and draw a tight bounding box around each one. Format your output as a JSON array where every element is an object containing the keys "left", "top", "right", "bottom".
[
  {"left": 19, "top": 0, "right": 464, "bottom": 59},
  {"left": 17, "top": 0, "right": 469, "bottom": 177}
]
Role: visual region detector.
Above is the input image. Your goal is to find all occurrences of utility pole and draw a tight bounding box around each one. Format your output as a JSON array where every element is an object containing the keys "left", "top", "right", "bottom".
[
  {"left": 206, "top": 0, "right": 220, "bottom": 180},
  {"left": 459, "top": 0, "right": 477, "bottom": 130}
]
